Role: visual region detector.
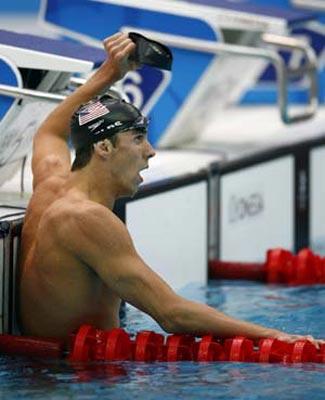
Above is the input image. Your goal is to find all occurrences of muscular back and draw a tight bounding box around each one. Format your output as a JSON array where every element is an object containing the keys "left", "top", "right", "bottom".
[
  {"left": 19, "top": 32, "right": 173, "bottom": 339},
  {"left": 20, "top": 176, "right": 121, "bottom": 339}
]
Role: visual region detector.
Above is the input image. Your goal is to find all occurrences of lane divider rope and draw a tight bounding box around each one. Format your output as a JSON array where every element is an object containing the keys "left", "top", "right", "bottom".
[
  {"left": 0, "top": 325, "right": 324, "bottom": 363},
  {"left": 209, "top": 247, "right": 325, "bottom": 285}
]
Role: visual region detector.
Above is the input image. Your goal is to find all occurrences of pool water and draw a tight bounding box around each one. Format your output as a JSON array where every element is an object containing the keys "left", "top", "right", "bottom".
[{"left": 1, "top": 281, "right": 325, "bottom": 400}]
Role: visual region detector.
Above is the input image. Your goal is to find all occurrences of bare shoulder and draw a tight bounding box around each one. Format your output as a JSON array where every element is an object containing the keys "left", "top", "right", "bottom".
[
  {"left": 33, "top": 173, "right": 68, "bottom": 196},
  {"left": 52, "top": 200, "right": 133, "bottom": 255},
  {"left": 23, "top": 175, "right": 70, "bottom": 235}
]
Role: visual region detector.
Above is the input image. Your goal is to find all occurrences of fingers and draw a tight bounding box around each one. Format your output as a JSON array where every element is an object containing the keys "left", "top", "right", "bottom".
[
  {"left": 301, "top": 335, "right": 325, "bottom": 350},
  {"left": 103, "top": 32, "right": 128, "bottom": 48},
  {"left": 304, "top": 335, "right": 319, "bottom": 349},
  {"left": 275, "top": 333, "right": 324, "bottom": 350},
  {"left": 275, "top": 334, "right": 297, "bottom": 344},
  {"left": 100, "top": 32, "right": 137, "bottom": 81},
  {"left": 103, "top": 32, "right": 135, "bottom": 60}
]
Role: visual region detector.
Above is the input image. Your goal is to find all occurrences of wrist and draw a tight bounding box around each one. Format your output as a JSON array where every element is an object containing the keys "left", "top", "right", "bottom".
[
  {"left": 93, "top": 60, "right": 123, "bottom": 86},
  {"left": 264, "top": 328, "right": 283, "bottom": 338},
  {"left": 82, "top": 66, "right": 118, "bottom": 95}
]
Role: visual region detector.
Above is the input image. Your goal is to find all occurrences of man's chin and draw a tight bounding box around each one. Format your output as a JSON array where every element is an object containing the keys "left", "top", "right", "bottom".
[{"left": 118, "top": 185, "right": 140, "bottom": 199}]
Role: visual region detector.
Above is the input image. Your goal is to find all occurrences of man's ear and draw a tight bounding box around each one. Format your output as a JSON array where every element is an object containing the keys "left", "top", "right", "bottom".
[{"left": 93, "top": 139, "right": 113, "bottom": 158}]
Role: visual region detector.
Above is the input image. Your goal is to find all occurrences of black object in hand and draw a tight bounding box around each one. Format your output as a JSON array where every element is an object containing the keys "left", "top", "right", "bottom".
[{"left": 128, "top": 32, "right": 173, "bottom": 71}]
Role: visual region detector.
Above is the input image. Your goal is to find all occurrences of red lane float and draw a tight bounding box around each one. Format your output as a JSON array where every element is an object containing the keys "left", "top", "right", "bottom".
[
  {"left": 69, "top": 324, "right": 95, "bottom": 361},
  {"left": 67, "top": 326, "right": 324, "bottom": 364},
  {"left": 0, "top": 334, "right": 64, "bottom": 358},
  {"left": 166, "top": 334, "right": 196, "bottom": 361},
  {"left": 0, "top": 326, "right": 323, "bottom": 365},
  {"left": 258, "top": 338, "right": 293, "bottom": 363},
  {"left": 134, "top": 331, "right": 164, "bottom": 361},
  {"left": 197, "top": 335, "right": 225, "bottom": 362},
  {"left": 208, "top": 260, "right": 266, "bottom": 282},
  {"left": 105, "top": 328, "right": 132, "bottom": 361},
  {"left": 291, "top": 340, "right": 318, "bottom": 363},
  {"left": 209, "top": 247, "right": 325, "bottom": 285},
  {"left": 224, "top": 337, "right": 254, "bottom": 362}
]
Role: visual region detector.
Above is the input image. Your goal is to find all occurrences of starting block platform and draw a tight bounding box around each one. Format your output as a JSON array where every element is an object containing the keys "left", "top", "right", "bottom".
[{"left": 0, "top": 29, "right": 106, "bottom": 187}]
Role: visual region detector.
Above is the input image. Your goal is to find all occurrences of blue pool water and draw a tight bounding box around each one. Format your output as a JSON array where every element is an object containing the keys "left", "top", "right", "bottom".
[{"left": 1, "top": 281, "right": 325, "bottom": 400}]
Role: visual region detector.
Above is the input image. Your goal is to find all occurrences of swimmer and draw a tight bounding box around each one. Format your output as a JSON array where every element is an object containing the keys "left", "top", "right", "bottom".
[{"left": 19, "top": 32, "right": 324, "bottom": 348}]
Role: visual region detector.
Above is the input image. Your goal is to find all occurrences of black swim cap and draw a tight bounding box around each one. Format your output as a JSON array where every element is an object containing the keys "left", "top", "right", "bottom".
[{"left": 70, "top": 94, "right": 148, "bottom": 150}]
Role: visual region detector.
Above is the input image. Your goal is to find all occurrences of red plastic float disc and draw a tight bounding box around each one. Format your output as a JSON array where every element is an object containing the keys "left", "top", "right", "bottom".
[
  {"left": 224, "top": 337, "right": 254, "bottom": 362},
  {"left": 166, "top": 334, "right": 196, "bottom": 361},
  {"left": 105, "top": 328, "right": 132, "bottom": 361},
  {"left": 91, "top": 329, "right": 109, "bottom": 361},
  {"left": 259, "top": 338, "right": 275, "bottom": 363},
  {"left": 69, "top": 325, "right": 96, "bottom": 362},
  {"left": 294, "top": 249, "right": 317, "bottom": 285},
  {"left": 266, "top": 249, "right": 294, "bottom": 284},
  {"left": 134, "top": 331, "right": 164, "bottom": 362},
  {"left": 259, "top": 338, "right": 292, "bottom": 363},
  {"left": 197, "top": 336, "right": 224, "bottom": 362},
  {"left": 291, "top": 340, "right": 317, "bottom": 363}
]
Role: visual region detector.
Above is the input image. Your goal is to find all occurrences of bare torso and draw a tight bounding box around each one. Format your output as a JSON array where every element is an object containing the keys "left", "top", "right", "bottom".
[{"left": 20, "top": 176, "right": 121, "bottom": 339}]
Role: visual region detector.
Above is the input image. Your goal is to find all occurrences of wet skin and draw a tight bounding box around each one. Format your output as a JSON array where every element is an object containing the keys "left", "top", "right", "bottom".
[{"left": 20, "top": 131, "right": 155, "bottom": 339}]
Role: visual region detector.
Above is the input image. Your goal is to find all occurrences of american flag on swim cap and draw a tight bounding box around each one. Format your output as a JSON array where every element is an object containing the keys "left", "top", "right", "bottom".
[{"left": 78, "top": 100, "right": 110, "bottom": 126}]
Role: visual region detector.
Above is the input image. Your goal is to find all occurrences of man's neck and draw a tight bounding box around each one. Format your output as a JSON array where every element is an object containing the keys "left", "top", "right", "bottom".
[{"left": 68, "top": 168, "right": 116, "bottom": 210}]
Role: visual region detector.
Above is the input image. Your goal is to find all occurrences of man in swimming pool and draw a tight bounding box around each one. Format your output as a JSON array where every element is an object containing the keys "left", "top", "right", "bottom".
[{"left": 20, "top": 32, "right": 323, "bottom": 347}]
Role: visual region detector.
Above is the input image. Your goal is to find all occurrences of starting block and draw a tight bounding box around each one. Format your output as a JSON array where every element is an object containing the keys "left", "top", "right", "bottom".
[
  {"left": 0, "top": 29, "right": 106, "bottom": 187},
  {"left": 40, "top": 0, "right": 320, "bottom": 147}
]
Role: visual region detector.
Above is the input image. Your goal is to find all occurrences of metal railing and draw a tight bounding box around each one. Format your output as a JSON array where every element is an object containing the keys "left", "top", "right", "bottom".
[
  {"left": 262, "top": 33, "right": 318, "bottom": 123},
  {"left": 0, "top": 85, "right": 65, "bottom": 103},
  {"left": 128, "top": 29, "right": 318, "bottom": 124},
  {"left": 291, "top": 0, "right": 325, "bottom": 11},
  {"left": 0, "top": 31, "right": 319, "bottom": 123}
]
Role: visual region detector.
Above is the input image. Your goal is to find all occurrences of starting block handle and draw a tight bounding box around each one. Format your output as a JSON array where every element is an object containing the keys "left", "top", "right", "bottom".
[
  {"left": 262, "top": 33, "right": 318, "bottom": 124},
  {"left": 291, "top": 0, "right": 325, "bottom": 11},
  {"left": 0, "top": 84, "right": 66, "bottom": 103},
  {"left": 131, "top": 29, "right": 318, "bottom": 125}
]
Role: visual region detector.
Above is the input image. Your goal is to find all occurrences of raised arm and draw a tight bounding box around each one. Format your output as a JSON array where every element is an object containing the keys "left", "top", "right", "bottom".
[
  {"left": 64, "top": 205, "right": 324, "bottom": 346},
  {"left": 31, "top": 33, "right": 136, "bottom": 188}
]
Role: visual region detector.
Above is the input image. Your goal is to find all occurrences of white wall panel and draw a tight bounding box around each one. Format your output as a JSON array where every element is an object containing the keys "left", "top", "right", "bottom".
[
  {"left": 126, "top": 181, "right": 208, "bottom": 290},
  {"left": 310, "top": 146, "right": 325, "bottom": 255},
  {"left": 220, "top": 156, "right": 294, "bottom": 261}
]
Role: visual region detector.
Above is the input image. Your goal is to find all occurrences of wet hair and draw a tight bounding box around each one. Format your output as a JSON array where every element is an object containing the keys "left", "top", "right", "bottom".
[
  {"left": 71, "top": 143, "right": 94, "bottom": 172},
  {"left": 71, "top": 133, "right": 119, "bottom": 172}
]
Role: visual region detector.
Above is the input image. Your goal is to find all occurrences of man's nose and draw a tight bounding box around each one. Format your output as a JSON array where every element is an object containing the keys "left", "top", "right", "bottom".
[{"left": 146, "top": 141, "right": 156, "bottom": 159}]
